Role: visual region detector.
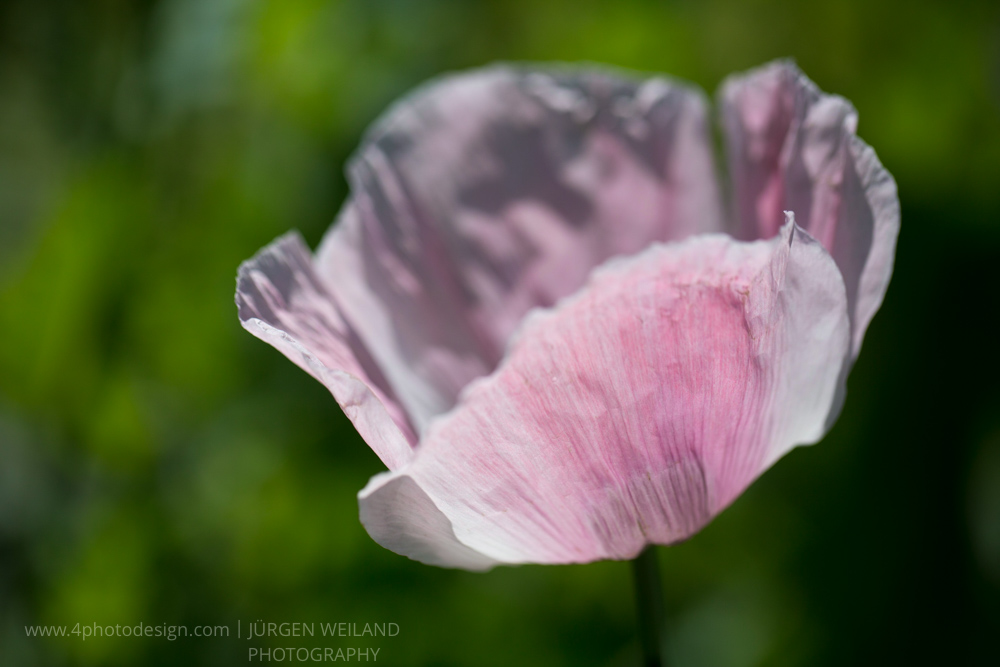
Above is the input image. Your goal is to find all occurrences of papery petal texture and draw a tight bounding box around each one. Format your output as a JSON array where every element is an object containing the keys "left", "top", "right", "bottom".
[
  {"left": 236, "top": 234, "right": 415, "bottom": 470},
  {"left": 316, "top": 65, "right": 723, "bottom": 434},
  {"left": 720, "top": 61, "right": 899, "bottom": 357},
  {"left": 359, "top": 219, "right": 850, "bottom": 567}
]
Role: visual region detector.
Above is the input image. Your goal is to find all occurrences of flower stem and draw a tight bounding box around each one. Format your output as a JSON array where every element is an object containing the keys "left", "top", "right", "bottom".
[{"left": 631, "top": 545, "right": 666, "bottom": 667}]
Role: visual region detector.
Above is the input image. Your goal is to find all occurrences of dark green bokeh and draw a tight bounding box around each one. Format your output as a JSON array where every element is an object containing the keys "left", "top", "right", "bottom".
[{"left": 1, "top": 1, "right": 999, "bottom": 665}]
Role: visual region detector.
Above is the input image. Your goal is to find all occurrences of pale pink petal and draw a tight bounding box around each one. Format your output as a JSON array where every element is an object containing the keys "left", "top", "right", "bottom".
[
  {"left": 315, "top": 66, "right": 723, "bottom": 434},
  {"left": 359, "top": 219, "right": 850, "bottom": 567},
  {"left": 236, "top": 233, "right": 416, "bottom": 470},
  {"left": 720, "top": 60, "right": 900, "bottom": 357}
]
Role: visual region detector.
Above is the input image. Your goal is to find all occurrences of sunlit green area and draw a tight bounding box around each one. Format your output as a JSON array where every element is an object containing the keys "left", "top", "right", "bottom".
[{"left": 1, "top": 1, "right": 999, "bottom": 665}]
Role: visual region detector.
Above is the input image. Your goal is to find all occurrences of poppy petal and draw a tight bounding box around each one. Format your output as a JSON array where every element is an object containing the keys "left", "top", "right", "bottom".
[
  {"left": 316, "top": 65, "right": 724, "bottom": 433},
  {"left": 720, "top": 60, "right": 900, "bottom": 357},
  {"left": 236, "top": 232, "right": 416, "bottom": 470},
  {"left": 359, "top": 472, "right": 498, "bottom": 571},
  {"left": 358, "top": 218, "right": 850, "bottom": 567}
]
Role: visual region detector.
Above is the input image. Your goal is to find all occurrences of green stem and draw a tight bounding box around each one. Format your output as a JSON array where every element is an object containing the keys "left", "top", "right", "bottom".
[{"left": 630, "top": 546, "right": 666, "bottom": 667}]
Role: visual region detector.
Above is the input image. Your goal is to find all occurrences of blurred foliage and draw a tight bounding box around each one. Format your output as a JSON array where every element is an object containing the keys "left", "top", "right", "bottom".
[{"left": 1, "top": 0, "right": 999, "bottom": 665}]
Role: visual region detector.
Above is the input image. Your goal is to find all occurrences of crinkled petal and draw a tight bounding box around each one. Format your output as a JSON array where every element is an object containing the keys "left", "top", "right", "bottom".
[
  {"left": 359, "top": 218, "right": 850, "bottom": 567},
  {"left": 720, "top": 60, "right": 900, "bottom": 357},
  {"left": 236, "top": 233, "right": 416, "bottom": 470},
  {"left": 316, "top": 65, "right": 724, "bottom": 434}
]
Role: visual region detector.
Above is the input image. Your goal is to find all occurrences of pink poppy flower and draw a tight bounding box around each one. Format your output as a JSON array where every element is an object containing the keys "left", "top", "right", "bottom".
[{"left": 235, "top": 60, "right": 898, "bottom": 570}]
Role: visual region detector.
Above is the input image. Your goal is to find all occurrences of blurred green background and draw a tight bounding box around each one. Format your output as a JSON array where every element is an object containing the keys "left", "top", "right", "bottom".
[{"left": 2, "top": 0, "right": 999, "bottom": 665}]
